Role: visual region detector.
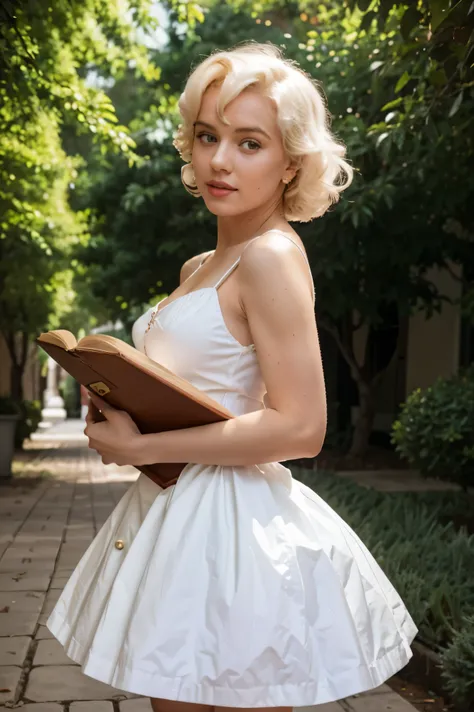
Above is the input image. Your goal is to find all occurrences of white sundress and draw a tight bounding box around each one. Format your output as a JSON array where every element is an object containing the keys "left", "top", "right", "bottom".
[{"left": 47, "top": 230, "right": 418, "bottom": 708}]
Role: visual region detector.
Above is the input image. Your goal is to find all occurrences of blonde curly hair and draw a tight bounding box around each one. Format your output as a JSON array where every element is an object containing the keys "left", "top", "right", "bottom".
[{"left": 173, "top": 41, "right": 353, "bottom": 223}]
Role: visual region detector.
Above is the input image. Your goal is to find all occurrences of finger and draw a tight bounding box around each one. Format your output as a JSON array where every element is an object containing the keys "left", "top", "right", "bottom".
[
  {"left": 89, "top": 400, "right": 103, "bottom": 422},
  {"left": 89, "top": 392, "right": 113, "bottom": 412},
  {"left": 85, "top": 403, "right": 94, "bottom": 426}
]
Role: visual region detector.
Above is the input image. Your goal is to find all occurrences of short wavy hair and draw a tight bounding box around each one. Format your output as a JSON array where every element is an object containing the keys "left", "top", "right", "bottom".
[{"left": 173, "top": 41, "right": 353, "bottom": 223}]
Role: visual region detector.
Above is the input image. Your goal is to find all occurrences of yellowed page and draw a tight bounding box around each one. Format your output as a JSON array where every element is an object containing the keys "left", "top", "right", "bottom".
[{"left": 37, "top": 330, "right": 77, "bottom": 351}]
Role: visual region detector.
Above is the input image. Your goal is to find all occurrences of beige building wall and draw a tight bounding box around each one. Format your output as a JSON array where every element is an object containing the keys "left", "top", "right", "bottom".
[{"left": 406, "top": 263, "right": 462, "bottom": 394}]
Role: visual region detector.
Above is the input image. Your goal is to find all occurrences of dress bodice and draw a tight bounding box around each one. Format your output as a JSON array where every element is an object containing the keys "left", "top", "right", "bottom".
[{"left": 132, "top": 231, "right": 315, "bottom": 418}]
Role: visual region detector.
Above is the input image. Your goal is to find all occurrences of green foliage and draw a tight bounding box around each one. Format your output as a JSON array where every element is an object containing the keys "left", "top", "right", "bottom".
[
  {"left": 440, "top": 613, "right": 474, "bottom": 711},
  {"left": 0, "top": 396, "right": 21, "bottom": 416},
  {"left": 0, "top": 108, "right": 87, "bottom": 338},
  {"left": 59, "top": 376, "right": 81, "bottom": 419},
  {"left": 0, "top": 0, "right": 162, "bottom": 401},
  {"left": 392, "top": 365, "right": 474, "bottom": 490},
  {"left": 14, "top": 400, "right": 42, "bottom": 449},
  {"left": 298, "top": 0, "right": 473, "bottom": 126},
  {"left": 0, "top": 0, "right": 160, "bottom": 157}
]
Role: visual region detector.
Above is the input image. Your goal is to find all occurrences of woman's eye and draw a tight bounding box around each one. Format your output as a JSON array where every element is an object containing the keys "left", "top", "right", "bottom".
[
  {"left": 242, "top": 140, "right": 261, "bottom": 151},
  {"left": 196, "top": 133, "right": 260, "bottom": 151},
  {"left": 198, "top": 133, "right": 216, "bottom": 144}
]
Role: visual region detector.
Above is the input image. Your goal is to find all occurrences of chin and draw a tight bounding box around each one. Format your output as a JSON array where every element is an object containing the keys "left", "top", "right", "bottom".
[{"left": 201, "top": 199, "right": 242, "bottom": 217}]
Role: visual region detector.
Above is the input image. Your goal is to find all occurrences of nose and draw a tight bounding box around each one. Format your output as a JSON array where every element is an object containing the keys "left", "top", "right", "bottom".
[{"left": 210, "top": 139, "right": 233, "bottom": 173}]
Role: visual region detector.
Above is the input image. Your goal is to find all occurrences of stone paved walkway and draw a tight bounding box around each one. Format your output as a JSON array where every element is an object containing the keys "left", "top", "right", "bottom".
[{"left": 0, "top": 419, "right": 418, "bottom": 712}]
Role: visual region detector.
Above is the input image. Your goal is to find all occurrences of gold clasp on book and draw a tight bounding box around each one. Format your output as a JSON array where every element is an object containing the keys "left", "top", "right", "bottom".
[{"left": 88, "top": 381, "right": 111, "bottom": 396}]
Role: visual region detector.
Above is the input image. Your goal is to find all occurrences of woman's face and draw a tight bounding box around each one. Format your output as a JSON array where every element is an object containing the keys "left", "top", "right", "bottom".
[{"left": 192, "top": 83, "right": 293, "bottom": 217}]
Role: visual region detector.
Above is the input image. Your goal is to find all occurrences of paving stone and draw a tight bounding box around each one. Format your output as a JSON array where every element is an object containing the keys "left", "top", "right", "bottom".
[
  {"left": 119, "top": 701, "right": 153, "bottom": 712},
  {"left": 35, "top": 625, "right": 54, "bottom": 640},
  {"left": 33, "top": 639, "right": 74, "bottom": 666},
  {"left": 0, "top": 635, "right": 31, "bottom": 665},
  {"left": 16, "top": 705, "right": 64, "bottom": 712},
  {"left": 345, "top": 690, "right": 417, "bottom": 711},
  {"left": 357, "top": 683, "right": 394, "bottom": 695},
  {"left": 0, "top": 665, "right": 22, "bottom": 703},
  {"left": 42, "top": 589, "right": 61, "bottom": 615},
  {"left": 0, "top": 591, "right": 45, "bottom": 635},
  {"left": 0, "top": 572, "right": 51, "bottom": 592},
  {"left": 70, "top": 702, "right": 114, "bottom": 712},
  {"left": 1, "top": 546, "right": 59, "bottom": 561},
  {"left": 49, "top": 577, "right": 69, "bottom": 590},
  {"left": 0, "top": 559, "right": 56, "bottom": 574},
  {"left": 25, "top": 666, "right": 136, "bottom": 702},
  {"left": 53, "top": 568, "right": 75, "bottom": 577},
  {"left": 14, "top": 534, "right": 62, "bottom": 546},
  {"left": 297, "top": 705, "right": 344, "bottom": 712},
  {"left": 0, "top": 590, "right": 45, "bottom": 611},
  {"left": 38, "top": 612, "right": 55, "bottom": 626}
]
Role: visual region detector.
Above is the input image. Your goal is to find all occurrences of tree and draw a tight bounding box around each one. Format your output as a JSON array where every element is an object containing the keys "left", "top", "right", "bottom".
[
  {"left": 281, "top": 2, "right": 474, "bottom": 456},
  {"left": 0, "top": 0, "right": 162, "bottom": 401},
  {"left": 0, "top": 109, "right": 86, "bottom": 400}
]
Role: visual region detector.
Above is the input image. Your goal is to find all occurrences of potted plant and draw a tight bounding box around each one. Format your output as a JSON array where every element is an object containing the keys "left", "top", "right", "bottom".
[{"left": 0, "top": 396, "right": 21, "bottom": 478}]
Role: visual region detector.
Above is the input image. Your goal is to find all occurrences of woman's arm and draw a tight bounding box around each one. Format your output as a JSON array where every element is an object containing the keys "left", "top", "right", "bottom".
[{"left": 132, "top": 234, "right": 326, "bottom": 467}]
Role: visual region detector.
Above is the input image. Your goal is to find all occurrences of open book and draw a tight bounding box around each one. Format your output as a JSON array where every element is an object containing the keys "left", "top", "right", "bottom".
[{"left": 37, "top": 330, "right": 235, "bottom": 488}]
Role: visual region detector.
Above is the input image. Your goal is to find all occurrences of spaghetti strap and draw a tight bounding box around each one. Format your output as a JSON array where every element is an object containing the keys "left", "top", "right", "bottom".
[
  {"left": 213, "top": 256, "right": 241, "bottom": 289},
  {"left": 213, "top": 230, "right": 315, "bottom": 303},
  {"left": 199, "top": 251, "right": 213, "bottom": 267}
]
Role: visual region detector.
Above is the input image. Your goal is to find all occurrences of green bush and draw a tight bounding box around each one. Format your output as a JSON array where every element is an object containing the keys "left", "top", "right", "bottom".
[
  {"left": 59, "top": 374, "right": 80, "bottom": 418},
  {"left": 0, "top": 396, "right": 21, "bottom": 415},
  {"left": 391, "top": 365, "right": 474, "bottom": 491},
  {"left": 440, "top": 613, "right": 474, "bottom": 711},
  {"left": 14, "top": 399, "right": 42, "bottom": 449}
]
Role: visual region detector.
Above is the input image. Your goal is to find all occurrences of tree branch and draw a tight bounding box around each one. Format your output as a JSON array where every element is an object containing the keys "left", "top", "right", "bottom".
[{"left": 319, "top": 317, "right": 363, "bottom": 381}]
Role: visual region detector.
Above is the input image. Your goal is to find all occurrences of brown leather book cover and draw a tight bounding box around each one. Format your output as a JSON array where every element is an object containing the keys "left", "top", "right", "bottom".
[{"left": 36, "top": 330, "right": 235, "bottom": 489}]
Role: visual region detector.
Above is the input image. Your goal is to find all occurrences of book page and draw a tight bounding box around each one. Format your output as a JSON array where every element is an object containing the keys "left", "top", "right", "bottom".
[{"left": 37, "top": 330, "right": 77, "bottom": 351}]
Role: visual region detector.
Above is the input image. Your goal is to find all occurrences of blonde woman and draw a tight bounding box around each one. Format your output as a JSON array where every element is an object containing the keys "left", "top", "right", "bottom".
[{"left": 48, "top": 42, "right": 418, "bottom": 712}]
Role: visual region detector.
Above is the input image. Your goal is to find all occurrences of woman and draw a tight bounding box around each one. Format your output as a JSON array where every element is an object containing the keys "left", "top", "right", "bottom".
[{"left": 47, "top": 41, "right": 418, "bottom": 712}]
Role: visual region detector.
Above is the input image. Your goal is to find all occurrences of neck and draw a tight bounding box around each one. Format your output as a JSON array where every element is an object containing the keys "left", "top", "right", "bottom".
[{"left": 214, "top": 201, "right": 287, "bottom": 256}]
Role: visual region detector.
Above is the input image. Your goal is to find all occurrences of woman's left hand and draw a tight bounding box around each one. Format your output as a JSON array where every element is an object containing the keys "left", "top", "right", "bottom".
[{"left": 84, "top": 393, "right": 142, "bottom": 466}]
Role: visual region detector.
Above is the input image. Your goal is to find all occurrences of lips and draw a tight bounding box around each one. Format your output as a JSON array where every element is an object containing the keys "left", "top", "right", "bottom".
[{"left": 207, "top": 182, "right": 237, "bottom": 191}]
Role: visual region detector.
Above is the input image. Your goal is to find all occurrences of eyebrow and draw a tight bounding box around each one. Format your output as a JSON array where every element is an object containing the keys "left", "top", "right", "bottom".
[{"left": 193, "top": 120, "right": 271, "bottom": 140}]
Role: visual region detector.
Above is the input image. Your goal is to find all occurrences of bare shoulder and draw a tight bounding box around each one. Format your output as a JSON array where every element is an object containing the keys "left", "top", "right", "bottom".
[
  {"left": 238, "top": 229, "right": 313, "bottom": 304},
  {"left": 180, "top": 250, "right": 213, "bottom": 285}
]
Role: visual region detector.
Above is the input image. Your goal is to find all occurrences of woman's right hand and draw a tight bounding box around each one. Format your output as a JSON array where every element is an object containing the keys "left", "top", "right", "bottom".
[{"left": 85, "top": 394, "right": 105, "bottom": 425}]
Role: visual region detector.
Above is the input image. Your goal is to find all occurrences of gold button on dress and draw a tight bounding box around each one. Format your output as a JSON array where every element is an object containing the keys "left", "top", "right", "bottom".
[{"left": 114, "top": 540, "right": 125, "bottom": 550}]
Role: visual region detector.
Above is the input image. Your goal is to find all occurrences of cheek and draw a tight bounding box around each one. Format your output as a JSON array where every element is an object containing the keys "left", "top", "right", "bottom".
[{"left": 240, "top": 160, "right": 281, "bottom": 194}]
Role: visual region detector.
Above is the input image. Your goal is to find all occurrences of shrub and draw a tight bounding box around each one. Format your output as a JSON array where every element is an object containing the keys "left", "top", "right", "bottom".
[
  {"left": 14, "top": 399, "right": 42, "bottom": 449},
  {"left": 391, "top": 365, "right": 474, "bottom": 491},
  {"left": 440, "top": 613, "right": 474, "bottom": 711},
  {"left": 59, "top": 374, "right": 80, "bottom": 418},
  {"left": 0, "top": 396, "right": 21, "bottom": 415}
]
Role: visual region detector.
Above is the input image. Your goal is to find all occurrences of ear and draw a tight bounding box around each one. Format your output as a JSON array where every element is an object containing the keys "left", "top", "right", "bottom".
[{"left": 283, "top": 160, "right": 299, "bottom": 185}]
